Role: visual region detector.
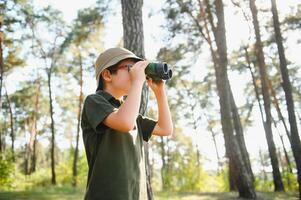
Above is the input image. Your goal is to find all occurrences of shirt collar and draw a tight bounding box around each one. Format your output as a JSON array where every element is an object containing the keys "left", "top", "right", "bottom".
[{"left": 96, "top": 90, "right": 123, "bottom": 107}]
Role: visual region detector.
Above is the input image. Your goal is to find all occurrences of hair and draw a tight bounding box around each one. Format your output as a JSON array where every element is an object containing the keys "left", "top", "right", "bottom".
[{"left": 96, "top": 63, "right": 119, "bottom": 91}]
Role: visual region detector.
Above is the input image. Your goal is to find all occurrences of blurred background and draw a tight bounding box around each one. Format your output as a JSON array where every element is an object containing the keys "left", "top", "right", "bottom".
[{"left": 0, "top": 0, "right": 301, "bottom": 199}]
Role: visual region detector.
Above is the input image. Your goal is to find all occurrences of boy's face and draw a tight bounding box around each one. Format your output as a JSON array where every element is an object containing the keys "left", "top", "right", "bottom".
[{"left": 109, "top": 58, "right": 137, "bottom": 95}]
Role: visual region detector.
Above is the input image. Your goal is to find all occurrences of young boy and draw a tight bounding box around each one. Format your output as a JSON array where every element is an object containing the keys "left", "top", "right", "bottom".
[{"left": 81, "top": 47, "right": 173, "bottom": 200}]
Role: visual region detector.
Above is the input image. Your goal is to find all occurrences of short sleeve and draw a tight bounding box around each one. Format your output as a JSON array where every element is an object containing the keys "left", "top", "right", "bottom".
[
  {"left": 137, "top": 114, "right": 157, "bottom": 142},
  {"left": 84, "top": 94, "right": 117, "bottom": 132}
]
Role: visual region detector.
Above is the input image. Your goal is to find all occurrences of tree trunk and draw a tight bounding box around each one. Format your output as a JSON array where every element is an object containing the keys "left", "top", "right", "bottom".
[
  {"left": 27, "top": 77, "right": 40, "bottom": 173},
  {"left": 204, "top": 114, "right": 222, "bottom": 172},
  {"left": 268, "top": 79, "right": 291, "bottom": 142},
  {"left": 229, "top": 86, "right": 255, "bottom": 183},
  {"left": 47, "top": 67, "right": 56, "bottom": 185},
  {"left": 0, "top": 17, "right": 3, "bottom": 154},
  {"left": 0, "top": 16, "right": 3, "bottom": 111},
  {"left": 249, "top": 0, "right": 284, "bottom": 191},
  {"left": 73, "top": 51, "right": 84, "bottom": 187},
  {"left": 272, "top": 118, "right": 293, "bottom": 174},
  {"left": 207, "top": 0, "right": 256, "bottom": 198},
  {"left": 244, "top": 46, "right": 266, "bottom": 133},
  {"left": 31, "top": 134, "right": 37, "bottom": 173},
  {"left": 160, "top": 136, "right": 167, "bottom": 190},
  {"left": 121, "top": 0, "right": 153, "bottom": 199},
  {"left": 202, "top": 4, "right": 235, "bottom": 190},
  {"left": 31, "top": 77, "right": 41, "bottom": 173},
  {"left": 4, "top": 88, "right": 15, "bottom": 161},
  {"left": 246, "top": 46, "right": 294, "bottom": 186},
  {"left": 271, "top": 0, "right": 301, "bottom": 196},
  {"left": 203, "top": 1, "right": 256, "bottom": 197}
]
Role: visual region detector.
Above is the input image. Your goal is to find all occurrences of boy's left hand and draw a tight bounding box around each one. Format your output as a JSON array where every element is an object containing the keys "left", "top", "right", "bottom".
[{"left": 146, "top": 78, "right": 165, "bottom": 94}]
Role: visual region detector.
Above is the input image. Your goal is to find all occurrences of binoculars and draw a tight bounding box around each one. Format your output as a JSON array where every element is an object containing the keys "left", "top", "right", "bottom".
[{"left": 145, "top": 62, "right": 173, "bottom": 81}]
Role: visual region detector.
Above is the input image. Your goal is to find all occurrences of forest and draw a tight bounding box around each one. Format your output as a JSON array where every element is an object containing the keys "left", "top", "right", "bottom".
[{"left": 0, "top": 0, "right": 301, "bottom": 199}]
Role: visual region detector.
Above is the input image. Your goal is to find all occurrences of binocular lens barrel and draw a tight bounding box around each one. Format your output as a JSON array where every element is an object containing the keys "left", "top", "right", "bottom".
[{"left": 145, "top": 62, "right": 173, "bottom": 81}]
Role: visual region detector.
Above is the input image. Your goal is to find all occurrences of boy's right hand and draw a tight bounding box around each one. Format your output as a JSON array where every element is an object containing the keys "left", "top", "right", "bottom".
[{"left": 129, "top": 61, "right": 149, "bottom": 85}]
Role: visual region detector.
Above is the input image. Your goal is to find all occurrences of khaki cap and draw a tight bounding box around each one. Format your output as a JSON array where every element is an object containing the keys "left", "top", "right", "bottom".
[{"left": 95, "top": 47, "right": 143, "bottom": 84}]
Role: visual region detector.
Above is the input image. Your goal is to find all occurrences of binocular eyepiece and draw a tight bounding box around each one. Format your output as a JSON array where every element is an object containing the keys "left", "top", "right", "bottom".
[{"left": 145, "top": 62, "right": 173, "bottom": 81}]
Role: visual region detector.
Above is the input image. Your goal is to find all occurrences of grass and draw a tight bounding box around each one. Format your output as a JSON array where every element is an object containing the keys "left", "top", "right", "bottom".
[
  {"left": 0, "top": 186, "right": 299, "bottom": 200},
  {"left": 155, "top": 191, "right": 299, "bottom": 200},
  {"left": 0, "top": 186, "right": 85, "bottom": 200}
]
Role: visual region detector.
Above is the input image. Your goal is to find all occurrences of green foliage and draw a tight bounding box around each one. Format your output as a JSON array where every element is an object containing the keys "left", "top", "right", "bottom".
[
  {"left": 282, "top": 171, "right": 298, "bottom": 192},
  {"left": 0, "top": 151, "right": 88, "bottom": 190},
  {"left": 56, "top": 151, "right": 88, "bottom": 187},
  {"left": 17, "top": 168, "right": 52, "bottom": 189},
  {"left": 254, "top": 176, "right": 274, "bottom": 192},
  {"left": 156, "top": 133, "right": 212, "bottom": 192},
  {"left": 0, "top": 157, "right": 14, "bottom": 190},
  {"left": 215, "top": 167, "right": 230, "bottom": 192},
  {"left": 283, "top": 4, "right": 301, "bottom": 30}
]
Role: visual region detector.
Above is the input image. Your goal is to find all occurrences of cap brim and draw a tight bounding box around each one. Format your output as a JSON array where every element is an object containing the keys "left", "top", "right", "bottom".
[{"left": 103, "top": 54, "right": 143, "bottom": 71}]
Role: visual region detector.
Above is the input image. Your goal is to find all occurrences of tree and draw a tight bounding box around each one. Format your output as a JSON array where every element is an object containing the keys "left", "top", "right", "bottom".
[
  {"left": 121, "top": 0, "right": 154, "bottom": 199},
  {"left": 0, "top": 0, "right": 26, "bottom": 154},
  {"left": 270, "top": 0, "right": 301, "bottom": 196},
  {"left": 24, "top": 5, "right": 66, "bottom": 184},
  {"left": 249, "top": 0, "right": 284, "bottom": 191},
  {"left": 162, "top": 0, "right": 256, "bottom": 197},
  {"left": 60, "top": 6, "right": 104, "bottom": 187},
  {"left": 208, "top": 1, "right": 255, "bottom": 197}
]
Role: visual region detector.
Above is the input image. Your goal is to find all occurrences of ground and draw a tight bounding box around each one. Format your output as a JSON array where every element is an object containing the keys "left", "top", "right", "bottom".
[{"left": 0, "top": 187, "right": 299, "bottom": 200}]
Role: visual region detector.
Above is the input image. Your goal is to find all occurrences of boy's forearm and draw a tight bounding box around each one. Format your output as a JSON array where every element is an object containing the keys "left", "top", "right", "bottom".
[
  {"left": 117, "top": 81, "right": 144, "bottom": 129},
  {"left": 154, "top": 87, "right": 173, "bottom": 134}
]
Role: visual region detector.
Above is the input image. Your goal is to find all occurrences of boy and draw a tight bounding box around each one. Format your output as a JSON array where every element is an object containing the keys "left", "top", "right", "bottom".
[{"left": 81, "top": 47, "right": 173, "bottom": 200}]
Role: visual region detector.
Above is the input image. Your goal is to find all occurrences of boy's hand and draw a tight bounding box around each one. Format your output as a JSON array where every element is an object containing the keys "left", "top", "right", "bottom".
[
  {"left": 129, "top": 60, "right": 149, "bottom": 85},
  {"left": 147, "top": 78, "right": 165, "bottom": 94}
]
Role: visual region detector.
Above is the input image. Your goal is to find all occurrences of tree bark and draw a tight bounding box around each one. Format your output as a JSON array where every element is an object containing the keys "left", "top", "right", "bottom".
[
  {"left": 268, "top": 79, "right": 291, "bottom": 142},
  {"left": 160, "top": 136, "right": 167, "bottom": 190},
  {"left": 271, "top": 0, "right": 301, "bottom": 196},
  {"left": 272, "top": 118, "right": 293, "bottom": 174},
  {"left": 28, "top": 77, "right": 40, "bottom": 173},
  {"left": 0, "top": 16, "right": 3, "bottom": 111},
  {"left": 4, "top": 88, "right": 15, "bottom": 161},
  {"left": 0, "top": 17, "right": 4, "bottom": 154},
  {"left": 31, "top": 77, "right": 41, "bottom": 173},
  {"left": 229, "top": 86, "right": 255, "bottom": 183},
  {"left": 121, "top": 0, "right": 153, "bottom": 199},
  {"left": 47, "top": 65, "right": 56, "bottom": 185},
  {"left": 204, "top": 114, "right": 222, "bottom": 172},
  {"left": 73, "top": 51, "right": 84, "bottom": 187},
  {"left": 249, "top": 0, "right": 284, "bottom": 191}
]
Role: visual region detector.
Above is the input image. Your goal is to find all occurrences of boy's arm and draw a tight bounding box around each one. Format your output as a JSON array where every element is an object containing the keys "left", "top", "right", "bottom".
[
  {"left": 149, "top": 81, "right": 173, "bottom": 136},
  {"left": 102, "top": 61, "right": 148, "bottom": 132}
]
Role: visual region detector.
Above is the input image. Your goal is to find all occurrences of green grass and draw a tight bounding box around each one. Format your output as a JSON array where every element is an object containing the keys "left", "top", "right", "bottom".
[
  {"left": 0, "top": 187, "right": 298, "bottom": 200},
  {"left": 0, "top": 186, "right": 85, "bottom": 200},
  {"left": 155, "top": 191, "right": 299, "bottom": 200}
]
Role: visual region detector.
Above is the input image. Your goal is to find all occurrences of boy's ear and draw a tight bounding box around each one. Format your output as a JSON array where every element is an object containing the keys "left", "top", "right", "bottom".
[{"left": 101, "top": 69, "right": 112, "bottom": 82}]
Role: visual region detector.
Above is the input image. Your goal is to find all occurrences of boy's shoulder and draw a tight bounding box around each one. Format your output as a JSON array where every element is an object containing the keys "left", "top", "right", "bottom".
[
  {"left": 85, "top": 91, "right": 111, "bottom": 101},
  {"left": 83, "top": 92, "right": 109, "bottom": 107},
  {"left": 83, "top": 91, "right": 121, "bottom": 109}
]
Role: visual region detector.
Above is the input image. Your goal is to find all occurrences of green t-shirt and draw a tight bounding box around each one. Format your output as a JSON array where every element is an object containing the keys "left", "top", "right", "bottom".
[{"left": 81, "top": 90, "right": 157, "bottom": 200}]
